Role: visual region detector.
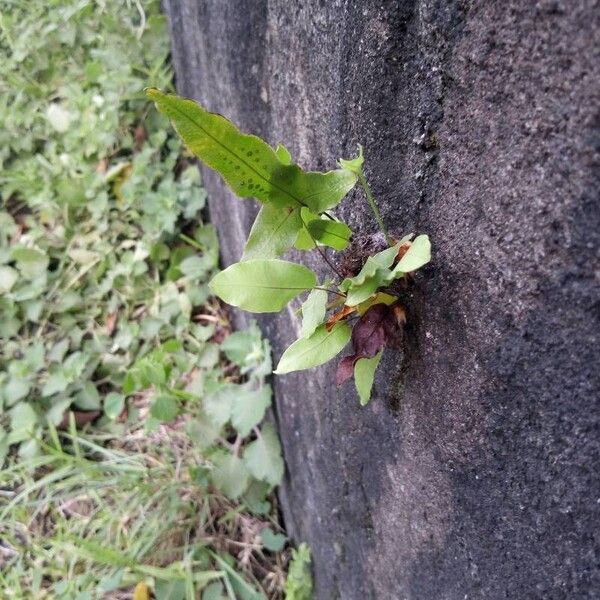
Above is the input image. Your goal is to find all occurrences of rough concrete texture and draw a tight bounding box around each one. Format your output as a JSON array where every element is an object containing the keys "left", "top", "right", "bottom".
[{"left": 164, "top": 1, "right": 599, "bottom": 597}]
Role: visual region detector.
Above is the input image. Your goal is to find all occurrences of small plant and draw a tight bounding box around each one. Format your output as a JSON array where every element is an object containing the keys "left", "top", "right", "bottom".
[{"left": 147, "top": 89, "right": 431, "bottom": 405}]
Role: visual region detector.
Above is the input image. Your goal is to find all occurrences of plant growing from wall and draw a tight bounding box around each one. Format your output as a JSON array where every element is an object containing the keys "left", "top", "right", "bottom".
[{"left": 146, "top": 89, "right": 431, "bottom": 405}]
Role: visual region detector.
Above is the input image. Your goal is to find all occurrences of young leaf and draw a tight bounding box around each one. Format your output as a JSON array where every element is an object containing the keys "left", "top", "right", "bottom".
[
  {"left": 244, "top": 424, "right": 284, "bottom": 486},
  {"left": 209, "top": 259, "right": 317, "bottom": 313},
  {"left": 230, "top": 385, "right": 271, "bottom": 437},
  {"left": 242, "top": 205, "right": 302, "bottom": 260},
  {"left": 338, "top": 144, "right": 365, "bottom": 177},
  {"left": 340, "top": 241, "right": 401, "bottom": 306},
  {"left": 339, "top": 241, "right": 400, "bottom": 292},
  {"left": 391, "top": 234, "right": 431, "bottom": 276},
  {"left": 344, "top": 272, "right": 389, "bottom": 306},
  {"left": 354, "top": 351, "right": 383, "bottom": 406},
  {"left": 300, "top": 288, "right": 327, "bottom": 338},
  {"left": 307, "top": 219, "right": 352, "bottom": 251},
  {"left": 284, "top": 543, "right": 313, "bottom": 600},
  {"left": 275, "top": 322, "right": 351, "bottom": 374},
  {"left": 146, "top": 89, "right": 357, "bottom": 212}
]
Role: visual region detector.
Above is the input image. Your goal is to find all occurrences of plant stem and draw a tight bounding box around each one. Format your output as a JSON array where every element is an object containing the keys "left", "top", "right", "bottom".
[
  {"left": 357, "top": 172, "right": 392, "bottom": 245},
  {"left": 300, "top": 213, "right": 344, "bottom": 279},
  {"left": 314, "top": 286, "right": 346, "bottom": 298}
]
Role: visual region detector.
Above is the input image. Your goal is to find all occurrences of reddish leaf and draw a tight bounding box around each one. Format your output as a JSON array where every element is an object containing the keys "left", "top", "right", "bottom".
[
  {"left": 325, "top": 304, "right": 356, "bottom": 332},
  {"left": 396, "top": 241, "right": 412, "bottom": 261},
  {"left": 336, "top": 355, "right": 357, "bottom": 385},
  {"left": 58, "top": 410, "right": 101, "bottom": 430},
  {"left": 351, "top": 304, "right": 388, "bottom": 358},
  {"left": 105, "top": 312, "right": 118, "bottom": 336}
]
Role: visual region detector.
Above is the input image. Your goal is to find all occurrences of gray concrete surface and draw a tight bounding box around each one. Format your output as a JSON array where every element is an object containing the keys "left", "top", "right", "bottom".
[{"left": 164, "top": 1, "right": 600, "bottom": 597}]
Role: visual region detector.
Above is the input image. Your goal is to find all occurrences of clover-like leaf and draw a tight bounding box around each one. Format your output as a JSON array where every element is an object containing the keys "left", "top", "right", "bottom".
[
  {"left": 243, "top": 424, "right": 284, "bottom": 486},
  {"left": 209, "top": 259, "right": 317, "bottom": 313},
  {"left": 211, "top": 451, "right": 250, "bottom": 499}
]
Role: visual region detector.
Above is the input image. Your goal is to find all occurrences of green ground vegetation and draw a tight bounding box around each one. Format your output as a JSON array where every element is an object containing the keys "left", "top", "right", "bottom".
[{"left": 0, "top": 1, "right": 310, "bottom": 597}]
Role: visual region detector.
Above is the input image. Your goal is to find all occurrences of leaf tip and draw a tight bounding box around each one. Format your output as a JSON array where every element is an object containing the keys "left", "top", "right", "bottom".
[{"left": 144, "top": 87, "right": 161, "bottom": 100}]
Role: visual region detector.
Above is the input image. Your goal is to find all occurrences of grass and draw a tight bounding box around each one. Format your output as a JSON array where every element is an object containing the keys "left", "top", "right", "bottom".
[{"left": 0, "top": 1, "right": 312, "bottom": 597}]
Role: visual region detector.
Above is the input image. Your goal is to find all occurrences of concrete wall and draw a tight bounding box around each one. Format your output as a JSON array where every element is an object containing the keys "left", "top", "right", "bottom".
[{"left": 164, "top": 1, "right": 600, "bottom": 597}]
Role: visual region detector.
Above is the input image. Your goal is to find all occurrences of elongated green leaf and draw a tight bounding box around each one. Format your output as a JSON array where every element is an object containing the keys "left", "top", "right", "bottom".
[
  {"left": 146, "top": 89, "right": 356, "bottom": 212},
  {"left": 242, "top": 205, "right": 302, "bottom": 260},
  {"left": 307, "top": 219, "right": 352, "bottom": 250},
  {"left": 275, "top": 322, "right": 351, "bottom": 374},
  {"left": 300, "top": 288, "right": 327, "bottom": 338},
  {"left": 209, "top": 259, "right": 316, "bottom": 313},
  {"left": 354, "top": 351, "right": 382, "bottom": 406},
  {"left": 391, "top": 234, "right": 431, "bottom": 276}
]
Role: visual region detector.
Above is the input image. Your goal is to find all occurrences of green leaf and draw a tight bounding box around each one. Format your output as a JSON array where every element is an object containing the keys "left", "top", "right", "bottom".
[
  {"left": 243, "top": 424, "right": 284, "bottom": 486},
  {"left": 104, "top": 392, "right": 125, "bottom": 420},
  {"left": 209, "top": 259, "right": 316, "bottom": 313},
  {"left": 340, "top": 241, "right": 401, "bottom": 306},
  {"left": 230, "top": 385, "right": 271, "bottom": 437},
  {"left": 0, "top": 266, "right": 18, "bottom": 293},
  {"left": 260, "top": 528, "right": 287, "bottom": 552},
  {"left": 11, "top": 247, "right": 49, "bottom": 279},
  {"left": 8, "top": 403, "right": 38, "bottom": 443},
  {"left": 203, "top": 384, "right": 236, "bottom": 427},
  {"left": 284, "top": 543, "right": 313, "bottom": 600},
  {"left": 275, "top": 322, "right": 351, "bottom": 374},
  {"left": 146, "top": 89, "right": 356, "bottom": 212},
  {"left": 294, "top": 207, "right": 319, "bottom": 250},
  {"left": 41, "top": 372, "right": 69, "bottom": 397},
  {"left": 74, "top": 383, "right": 101, "bottom": 410},
  {"left": 307, "top": 219, "right": 352, "bottom": 251},
  {"left": 390, "top": 234, "right": 431, "bottom": 276},
  {"left": 3, "top": 377, "right": 31, "bottom": 405},
  {"left": 344, "top": 272, "right": 389, "bottom": 306},
  {"left": 220, "top": 331, "right": 256, "bottom": 365},
  {"left": 338, "top": 144, "right": 365, "bottom": 176},
  {"left": 150, "top": 393, "right": 179, "bottom": 422},
  {"left": 242, "top": 205, "right": 302, "bottom": 260},
  {"left": 211, "top": 452, "right": 250, "bottom": 499},
  {"left": 354, "top": 351, "right": 383, "bottom": 406},
  {"left": 179, "top": 255, "right": 210, "bottom": 278},
  {"left": 300, "top": 288, "right": 327, "bottom": 338}
]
